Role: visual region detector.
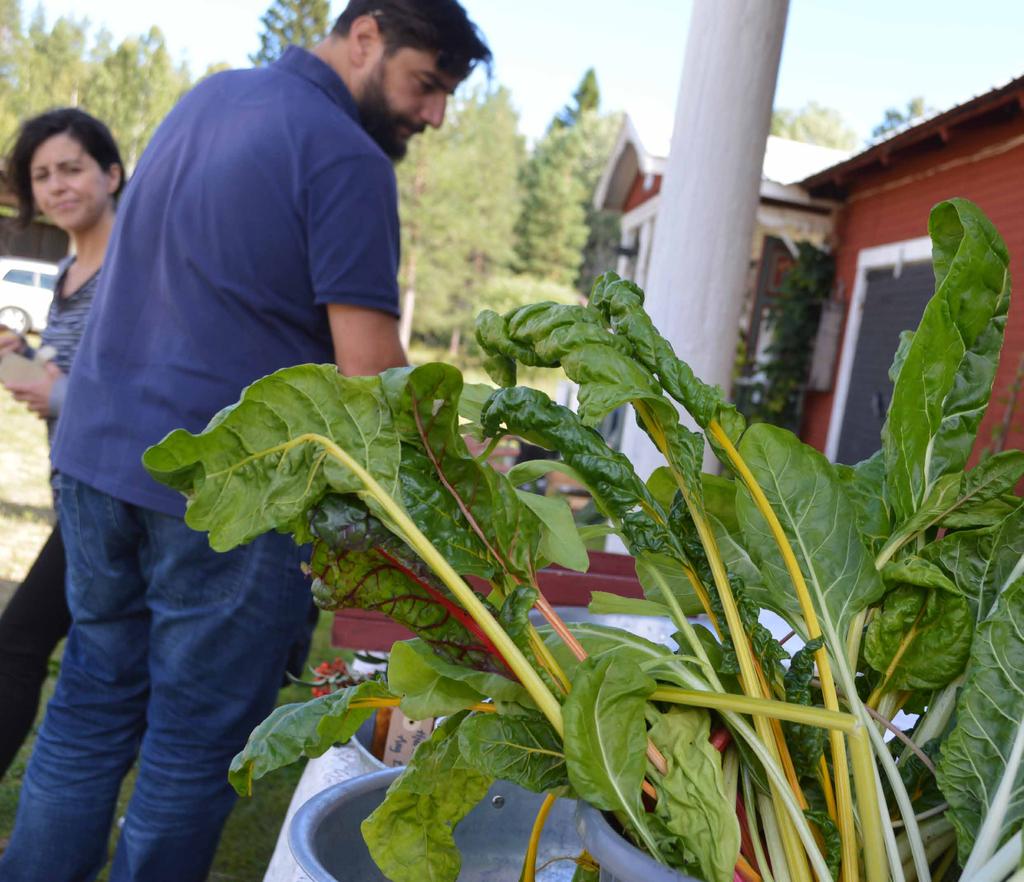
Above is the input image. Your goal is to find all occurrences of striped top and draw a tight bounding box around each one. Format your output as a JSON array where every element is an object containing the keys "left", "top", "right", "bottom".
[{"left": 36, "top": 256, "right": 100, "bottom": 445}]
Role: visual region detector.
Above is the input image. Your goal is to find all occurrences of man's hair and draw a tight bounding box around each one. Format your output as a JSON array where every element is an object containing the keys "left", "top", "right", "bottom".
[
  {"left": 333, "top": 0, "right": 491, "bottom": 80},
  {"left": 6, "top": 107, "right": 125, "bottom": 228}
]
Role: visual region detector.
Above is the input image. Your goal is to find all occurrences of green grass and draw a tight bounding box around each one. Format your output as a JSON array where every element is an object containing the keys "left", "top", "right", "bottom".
[{"left": 0, "top": 381, "right": 342, "bottom": 880}]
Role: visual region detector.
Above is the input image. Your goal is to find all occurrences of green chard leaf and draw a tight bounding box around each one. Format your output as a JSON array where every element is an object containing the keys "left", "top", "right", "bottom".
[
  {"left": 833, "top": 450, "right": 891, "bottom": 554},
  {"left": 476, "top": 295, "right": 709, "bottom": 510},
  {"left": 142, "top": 364, "right": 401, "bottom": 551},
  {"left": 882, "top": 451, "right": 1024, "bottom": 562},
  {"left": 936, "top": 578, "right": 1024, "bottom": 861},
  {"left": 863, "top": 581, "right": 972, "bottom": 694},
  {"left": 923, "top": 501, "right": 1024, "bottom": 623},
  {"left": 308, "top": 495, "right": 508, "bottom": 673},
  {"left": 889, "top": 330, "right": 916, "bottom": 383},
  {"left": 804, "top": 809, "right": 842, "bottom": 881},
  {"left": 670, "top": 496, "right": 790, "bottom": 675},
  {"left": 457, "top": 711, "right": 568, "bottom": 792},
  {"left": 941, "top": 493, "right": 1021, "bottom": 529},
  {"left": 883, "top": 198, "right": 1011, "bottom": 524},
  {"left": 589, "top": 272, "right": 746, "bottom": 446},
  {"left": 736, "top": 423, "right": 887, "bottom": 654},
  {"left": 455, "top": 380, "right": 497, "bottom": 441},
  {"left": 515, "top": 488, "right": 590, "bottom": 572},
  {"left": 362, "top": 713, "right": 492, "bottom": 882},
  {"left": 701, "top": 473, "right": 740, "bottom": 533},
  {"left": 645, "top": 467, "right": 679, "bottom": 511},
  {"left": 783, "top": 637, "right": 827, "bottom": 779},
  {"left": 385, "top": 364, "right": 545, "bottom": 585},
  {"left": 481, "top": 387, "right": 682, "bottom": 561},
  {"left": 396, "top": 445, "right": 503, "bottom": 580},
  {"left": 542, "top": 622, "right": 672, "bottom": 678},
  {"left": 386, "top": 639, "right": 527, "bottom": 719},
  {"left": 708, "top": 513, "right": 789, "bottom": 629},
  {"left": 881, "top": 555, "right": 959, "bottom": 592},
  {"left": 496, "top": 585, "right": 563, "bottom": 697},
  {"left": 634, "top": 551, "right": 707, "bottom": 618},
  {"left": 646, "top": 707, "right": 741, "bottom": 882},
  {"left": 587, "top": 591, "right": 672, "bottom": 619},
  {"left": 228, "top": 679, "right": 393, "bottom": 795},
  {"left": 505, "top": 457, "right": 588, "bottom": 490},
  {"left": 562, "top": 652, "right": 663, "bottom": 862}
]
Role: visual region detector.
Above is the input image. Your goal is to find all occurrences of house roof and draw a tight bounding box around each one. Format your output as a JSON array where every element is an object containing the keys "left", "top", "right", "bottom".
[
  {"left": 802, "top": 72, "right": 1024, "bottom": 198},
  {"left": 592, "top": 115, "right": 667, "bottom": 212},
  {"left": 762, "top": 136, "right": 850, "bottom": 186},
  {"left": 595, "top": 114, "right": 850, "bottom": 212}
]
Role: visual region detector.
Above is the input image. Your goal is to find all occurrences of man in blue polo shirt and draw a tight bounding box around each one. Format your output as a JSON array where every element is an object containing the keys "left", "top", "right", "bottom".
[{"left": 0, "top": 3, "right": 489, "bottom": 880}]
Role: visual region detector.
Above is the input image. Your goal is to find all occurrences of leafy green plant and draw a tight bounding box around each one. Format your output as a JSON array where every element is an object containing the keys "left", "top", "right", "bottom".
[
  {"left": 144, "top": 198, "right": 1023, "bottom": 882},
  {"left": 743, "top": 241, "right": 834, "bottom": 430}
]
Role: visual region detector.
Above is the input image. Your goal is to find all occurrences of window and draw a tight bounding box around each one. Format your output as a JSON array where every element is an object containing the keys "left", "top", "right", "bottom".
[
  {"left": 38, "top": 273, "right": 57, "bottom": 291},
  {"left": 3, "top": 269, "right": 35, "bottom": 286}
]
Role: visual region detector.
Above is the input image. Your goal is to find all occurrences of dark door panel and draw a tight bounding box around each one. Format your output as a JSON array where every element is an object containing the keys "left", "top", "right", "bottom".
[{"left": 836, "top": 262, "right": 934, "bottom": 465}]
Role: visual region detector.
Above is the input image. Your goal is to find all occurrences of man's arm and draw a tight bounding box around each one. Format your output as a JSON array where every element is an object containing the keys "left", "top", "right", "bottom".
[{"left": 328, "top": 303, "right": 408, "bottom": 376}]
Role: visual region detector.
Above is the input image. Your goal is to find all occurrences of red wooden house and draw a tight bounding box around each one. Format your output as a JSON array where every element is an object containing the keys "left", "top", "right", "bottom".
[{"left": 800, "top": 74, "right": 1024, "bottom": 464}]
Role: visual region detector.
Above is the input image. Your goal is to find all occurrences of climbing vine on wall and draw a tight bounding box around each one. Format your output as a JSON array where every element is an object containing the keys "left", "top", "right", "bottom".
[{"left": 749, "top": 242, "right": 834, "bottom": 431}]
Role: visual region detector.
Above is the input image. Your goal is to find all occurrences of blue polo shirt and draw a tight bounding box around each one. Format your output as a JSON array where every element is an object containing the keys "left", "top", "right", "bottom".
[{"left": 52, "top": 47, "right": 400, "bottom": 516}]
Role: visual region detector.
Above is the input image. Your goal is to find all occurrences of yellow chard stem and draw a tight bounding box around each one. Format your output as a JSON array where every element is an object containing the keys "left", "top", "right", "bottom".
[
  {"left": 685, "top": 502, "right": 812, "bottom": 879},
  {"left": 520, "top": 792, "right": 557, "bottom": 882},
  {"left": 709, "top": 420, "right": 860, "bottom": 882},
  {"left": 526, "top": 623, "right": 572, "bottom": 695},
  {"left": 845, "top": 608, "right": 869, "bottom": 673},
  {"left": 632, "top": 404, "right": 813, "bottom": 882},
  {"left": 305, "top": 434, "right": 565, "bottom": 736},
  {"left": 850, "top": 724, "right": 888, "bottom": 882},
  {"left": 348, "top": 697, "right": 498, "bottom": 714},
  {"left": 650, "top": 686, "right": 856, "bottom": 731},
  {"left": 758, "top": 793, "right": 792, "bottom": 882},
  {"left": 817, "top": 754, "right": 838, "bottom": 821},
  {"left": 743, "top": 771, "right": 776, "bottom": 882}
]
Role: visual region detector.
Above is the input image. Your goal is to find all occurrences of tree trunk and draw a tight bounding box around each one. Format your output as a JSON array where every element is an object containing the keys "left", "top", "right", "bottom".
[
  {"left": 448, "top": 325, "right": 461, "bottom": 358},
  {"left": 399, "top": 250, "right": 417, "bottom": 350}
]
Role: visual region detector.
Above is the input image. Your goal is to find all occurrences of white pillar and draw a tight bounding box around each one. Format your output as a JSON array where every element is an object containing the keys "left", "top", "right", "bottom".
[
  {"left": 618, "top": 0, "right": 789, "bottom": 477},
  {"left": 635, "top": 216, "right": 654, "bottom": 290}
]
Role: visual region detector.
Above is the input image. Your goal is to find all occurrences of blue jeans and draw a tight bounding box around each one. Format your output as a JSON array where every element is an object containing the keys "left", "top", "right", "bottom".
[{"left": 0, "top": 476, "right": 312, "bottom": 882}]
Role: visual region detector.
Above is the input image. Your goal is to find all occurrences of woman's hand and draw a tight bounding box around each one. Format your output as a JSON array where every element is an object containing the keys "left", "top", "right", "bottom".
[
  {"left": 0, "top": 326, "right": 26, "bottom": 357},
  {"left": 4, "top": 361, "right": 63, "bottom": 419}
]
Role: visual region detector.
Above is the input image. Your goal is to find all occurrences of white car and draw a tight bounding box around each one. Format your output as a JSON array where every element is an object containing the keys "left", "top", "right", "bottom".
[{"left": 0, "top": 256, "right": 60, "bottom": 334}]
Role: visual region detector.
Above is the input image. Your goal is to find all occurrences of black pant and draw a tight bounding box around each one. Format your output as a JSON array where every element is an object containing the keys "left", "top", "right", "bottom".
[{"left": 0, "top": 525, "right": 70, "bottom": 778}]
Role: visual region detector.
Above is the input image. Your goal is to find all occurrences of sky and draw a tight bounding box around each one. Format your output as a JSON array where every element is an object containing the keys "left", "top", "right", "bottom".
[{"left": 25, "top": 0, "right": 1024, "bottom": 155}]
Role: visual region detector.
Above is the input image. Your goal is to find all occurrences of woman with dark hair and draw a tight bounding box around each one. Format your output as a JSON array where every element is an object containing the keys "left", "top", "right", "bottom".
[{"left": 0, "top": 107, "right": 123, "bottom": 779}]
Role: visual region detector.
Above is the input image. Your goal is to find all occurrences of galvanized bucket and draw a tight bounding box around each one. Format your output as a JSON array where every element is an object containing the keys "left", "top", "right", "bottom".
[
  {"left": 575, "top": 802, "right": 701, "bottom": 882},
  {"left": 288, "top": 767, "right": 583, "bottom": 881}
]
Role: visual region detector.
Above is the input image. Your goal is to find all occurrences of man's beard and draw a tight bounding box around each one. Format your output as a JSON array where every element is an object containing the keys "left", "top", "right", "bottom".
[{"left": 358, "top": 66, "right": 422, "bottom": 161}]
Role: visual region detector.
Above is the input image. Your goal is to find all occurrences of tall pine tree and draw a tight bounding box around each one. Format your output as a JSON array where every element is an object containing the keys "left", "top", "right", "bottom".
[
  {"left": 14, "top": 9, "right": 89, "bottom": 118},
  {"left": 0, "top": 0, "right": 23, "bottom": 146},
  {"left": 550, "top": 67, "right": 599, "bottom": 131},
  {"left": 396, "top": 85, "right": 525, "bottom": 352},
  {"left": 0, "top": 12, "right": 236, "bottom": 180},
  {"left": 515, "top": 68, "right": 619, "bottom": 291},
  {"left": 82, "top": 27, "right": 191, "bottom": 171},
  {"left": 250, "top": 0, "right": 330, "bottom": 66},
  {"left": 514, "top": 125, "right": 588, "bottom": 286},
  {"left": 573, "top": 109, "right": 621, "bottom": 294}
]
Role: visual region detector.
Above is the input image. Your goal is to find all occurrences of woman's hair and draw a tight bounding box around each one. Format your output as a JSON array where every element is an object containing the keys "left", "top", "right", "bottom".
[{"left": 6, "top": 107, "right": 125, "bottom": 228}]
